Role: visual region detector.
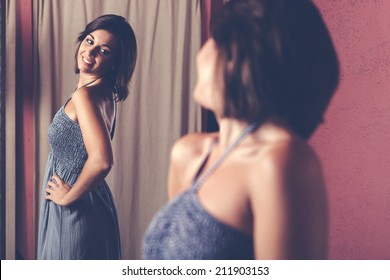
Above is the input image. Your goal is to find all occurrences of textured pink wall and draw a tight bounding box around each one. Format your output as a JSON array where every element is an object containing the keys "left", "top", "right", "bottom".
[{"left": 311, "top": 0, "right": 390, "bottom": 259}]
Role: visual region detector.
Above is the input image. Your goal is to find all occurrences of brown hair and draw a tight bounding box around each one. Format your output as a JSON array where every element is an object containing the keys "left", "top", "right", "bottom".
[{"left": 211, "top": 0, "right": 339, "bottom": 139}]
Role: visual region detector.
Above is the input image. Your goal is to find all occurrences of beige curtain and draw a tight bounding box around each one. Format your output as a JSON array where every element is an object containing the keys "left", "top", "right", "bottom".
[
  {"left": 5, "top": 0, "right": 16, "bottom": 260},
  {"left": 34, "top": 0, "right": 201, "bottom": 259}
]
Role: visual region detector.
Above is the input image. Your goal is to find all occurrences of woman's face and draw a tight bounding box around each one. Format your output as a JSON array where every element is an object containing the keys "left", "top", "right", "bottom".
[
  {"left": 193, "top": 38, "right": 223, "bottom": 113},
  {"left": 77, "top": 29, "right": 119, "bottom": 77}
]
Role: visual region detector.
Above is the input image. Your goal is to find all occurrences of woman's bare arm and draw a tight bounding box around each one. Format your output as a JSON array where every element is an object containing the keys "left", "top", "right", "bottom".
[{"left": 45, "top": 87, "right": 113, "bottom": 206}]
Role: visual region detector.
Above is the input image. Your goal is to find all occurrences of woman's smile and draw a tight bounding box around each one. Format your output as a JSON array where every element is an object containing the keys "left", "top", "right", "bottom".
[{"left": 81, "top": 55, "right": 94, "bottom": 66}]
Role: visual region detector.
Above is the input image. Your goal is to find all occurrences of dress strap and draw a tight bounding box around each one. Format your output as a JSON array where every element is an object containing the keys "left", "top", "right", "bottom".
[
  {"left": 63, "top": 97, "right": 72, "bottom": 109},
  {"left": 192, "top": 121, "right": 260, "bottom": 192},
  {"left": 73, "top": 77, "right": 100, "bottom": 92},
  {"left": 191, "top": 138, "right": 218, "bottom": 187}
]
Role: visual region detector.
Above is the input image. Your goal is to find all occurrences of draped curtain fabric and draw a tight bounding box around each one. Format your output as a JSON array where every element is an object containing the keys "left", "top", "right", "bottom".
[
  {"left": 5, "top": 0, "right": 16, "bottom": 260},
  {"left": 0, "top": 0, "right": 5, "bottom": 260},
  {"left": 34, "top": 0, "right": 201, "bottom": 259}
]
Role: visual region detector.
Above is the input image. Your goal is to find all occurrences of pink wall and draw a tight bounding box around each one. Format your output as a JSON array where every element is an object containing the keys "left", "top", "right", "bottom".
[{"left": 311, "top": 1, "right": 390, "bottom": 259}]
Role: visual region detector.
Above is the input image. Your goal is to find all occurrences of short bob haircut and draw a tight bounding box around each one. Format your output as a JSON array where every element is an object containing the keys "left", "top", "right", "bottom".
[
  {"left": 211, "top": 0, "right": 339, "bottom": 139},
  {"left": 75, "top": 14, "right": 137, "bottom": 101}
]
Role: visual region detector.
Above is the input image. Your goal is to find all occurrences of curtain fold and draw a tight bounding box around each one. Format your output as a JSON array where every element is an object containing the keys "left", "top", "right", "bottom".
[
  {"left": 5, "top": 0, "right": 16, "bottom": 260},
  {"left": 34, "top": 0, "right": 201, "bottom": 259}
]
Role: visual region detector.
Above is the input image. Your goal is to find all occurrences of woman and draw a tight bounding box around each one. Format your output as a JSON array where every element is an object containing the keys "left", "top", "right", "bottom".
[
  {"left": 143, "top": 0, "right": 339, "bottom": 259},
  {"left": 37, "top": 14, "right": 137, "bottom": 259}
]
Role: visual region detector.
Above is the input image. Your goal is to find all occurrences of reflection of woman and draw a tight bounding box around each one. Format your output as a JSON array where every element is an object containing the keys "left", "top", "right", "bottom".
[
  {"left": 143, "top": 0, "right": 339, "bottom": 259},
  {"left": 37, "top": 14, "right": 137, "bottom": 259}
]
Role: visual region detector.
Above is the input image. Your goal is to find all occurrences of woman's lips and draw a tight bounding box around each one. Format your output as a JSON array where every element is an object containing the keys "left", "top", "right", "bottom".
[{"left": 82, "top": 56, "right": 94, "bottom": 66}]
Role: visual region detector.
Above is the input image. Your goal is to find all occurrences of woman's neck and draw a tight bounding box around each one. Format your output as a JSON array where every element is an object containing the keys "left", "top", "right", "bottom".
[
  {"left": 216, "top": 116, "right": 294, "bottom": 150},
  {"left": 77, "top": 74, "right": 103, "bottom": 89},
  {"left": 217, "top": 118, "right": 254, "bottom": 150}
]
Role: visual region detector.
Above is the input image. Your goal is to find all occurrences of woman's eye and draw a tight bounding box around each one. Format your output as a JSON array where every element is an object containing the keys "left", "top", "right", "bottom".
[
  {"left": 100, "top": 48, "right": 110, "bottom": 56},
  {"left": 86, "top": 38, "right": 93, "bottom": 45}
]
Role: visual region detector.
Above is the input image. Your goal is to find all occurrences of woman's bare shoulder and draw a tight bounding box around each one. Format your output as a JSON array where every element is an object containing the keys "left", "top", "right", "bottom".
[
  {"left": 170, "top": 132, "right": 218, "bottom": 163},
  {"left": 168, "top": 132, "right": 218, "bottom": 198},
  {"left": 71, "top": 86, "right": 100, "bottom": 109},
  {"left": 248, "top": 136, "right": 323, "bottom": 194},
  {"left": 261, "top": 133, "right": 318, "bottom": 168},
  {"left": 249, "top": 138, "right": 327, "bottom": 259},
  {"left": 72, "top": 86, "right": 113, "bottom": 121}
]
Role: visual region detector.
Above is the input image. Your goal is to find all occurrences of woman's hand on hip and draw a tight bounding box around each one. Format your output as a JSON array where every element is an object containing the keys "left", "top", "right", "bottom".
[{"left": 45, "top": 174, "right": 72, "bottom": 206}]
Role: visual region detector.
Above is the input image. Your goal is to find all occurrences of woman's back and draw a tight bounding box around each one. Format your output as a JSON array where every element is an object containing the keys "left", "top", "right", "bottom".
[{"left": 145, "top": 120, "right": 328, "bottom": 259}]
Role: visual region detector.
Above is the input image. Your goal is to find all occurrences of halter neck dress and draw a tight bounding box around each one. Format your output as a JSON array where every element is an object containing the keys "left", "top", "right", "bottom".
[
  {"left": 37, "top": 96, "right": 121, "bottom": 259},
  {"left": 143, "top": 124, "right": 258, "bottom": 260}
]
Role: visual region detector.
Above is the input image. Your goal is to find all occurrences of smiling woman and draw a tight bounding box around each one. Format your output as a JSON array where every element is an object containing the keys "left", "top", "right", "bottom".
[
  {"left": 37, "top": 14, "right": 137, "bottom": 260},
  {"left": 77, "top": 31, "right": 118, "bottom": 78}
]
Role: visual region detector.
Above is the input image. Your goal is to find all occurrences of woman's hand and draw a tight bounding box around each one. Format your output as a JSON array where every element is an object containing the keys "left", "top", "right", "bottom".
[{"left": 45, "top": 174, "right": 72, "bottom": 206}]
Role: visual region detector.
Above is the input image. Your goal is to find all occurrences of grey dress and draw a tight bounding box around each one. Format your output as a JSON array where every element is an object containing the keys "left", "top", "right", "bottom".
[{"left": 37, "top": 99, "right": 121, "bottom": 259}]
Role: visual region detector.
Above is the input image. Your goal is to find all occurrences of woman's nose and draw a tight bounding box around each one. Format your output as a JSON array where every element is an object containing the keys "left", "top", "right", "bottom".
[{"left": 85, "top": 46, "right": 99, "bottom": 57}]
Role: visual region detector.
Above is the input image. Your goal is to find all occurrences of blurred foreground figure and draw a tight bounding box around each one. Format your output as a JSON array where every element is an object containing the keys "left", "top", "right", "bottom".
[{"left": 143, "top": 0, "right": 339, "bottom": 259}]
